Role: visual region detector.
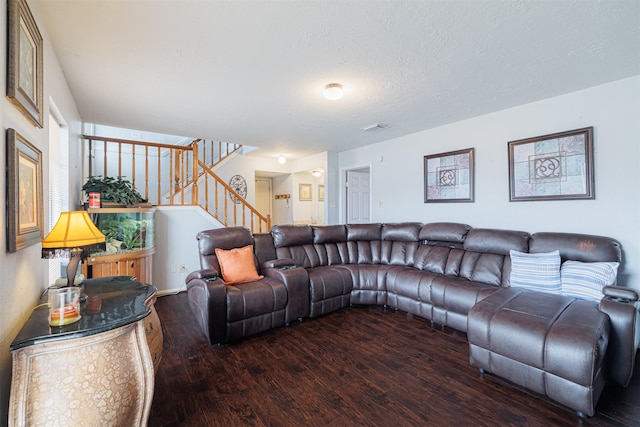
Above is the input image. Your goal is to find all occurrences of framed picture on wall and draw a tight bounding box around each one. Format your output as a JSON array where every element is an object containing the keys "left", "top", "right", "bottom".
[
  {"left": 7, "top": 129, "right": 44, "bottom": 252},
  {"left": 299, "top": 183, "right": 312, "bottom": 201},
  {"left": 508, "top": 127, "right": 594, "bottom": 201},
  {"left": 318, "top": 185, "right": 325, "bottom": 202},
  {"left": 7, "top": 0, "right": 44, "bottom": 128},
  {"left": 424, "top": 148, "right": 475, "bottom": 203}
]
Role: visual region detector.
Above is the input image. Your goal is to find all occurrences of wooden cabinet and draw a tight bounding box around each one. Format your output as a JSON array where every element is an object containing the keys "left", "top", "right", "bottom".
[
  {"left": 144, "top": 297, "right": 163, "bottom": 371},
  {"left": 84, "top": 247, "right": 155, "bottom": 283},
  {"left": 9, "top": 278, "right": 162, "bottom": 426}
]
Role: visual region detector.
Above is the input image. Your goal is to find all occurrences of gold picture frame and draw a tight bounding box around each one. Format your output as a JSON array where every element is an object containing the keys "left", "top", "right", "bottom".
[
  {"left": 318, "top": 185, "right": 325, "bottom": 202},
  {"left": 7, "top": 0, "right": 44, "bottom": 127},
  {"left": 7, "top": 129, "right": 43, "bottom": 252},
  {"left": 299, "top": 183, "right": 312, "bottom": 201}
]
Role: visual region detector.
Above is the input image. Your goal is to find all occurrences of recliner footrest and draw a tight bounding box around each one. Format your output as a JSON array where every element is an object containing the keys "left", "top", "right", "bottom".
[{"left": 467, "top": 287, "right": 609, "bottom": 417}]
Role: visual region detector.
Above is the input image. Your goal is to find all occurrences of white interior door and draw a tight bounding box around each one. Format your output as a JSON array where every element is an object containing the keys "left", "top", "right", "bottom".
[
  {"left": 346, "top": 169, "right": 370, "bottom": 224},
  {"left": 255, "top": 178, "right": 272, "bottom": 223}
]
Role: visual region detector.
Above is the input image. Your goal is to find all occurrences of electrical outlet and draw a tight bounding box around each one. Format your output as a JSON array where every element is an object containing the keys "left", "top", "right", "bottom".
[{"left": 179, "top": 264, "right": 187, "bottom": 273}]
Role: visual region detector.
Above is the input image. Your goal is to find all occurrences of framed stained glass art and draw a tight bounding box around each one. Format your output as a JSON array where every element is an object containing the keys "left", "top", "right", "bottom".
[
  {"left": 424, "top": 148, "right": 474, "bottom": 203},
  {"left": 508, "top": 127, "right": 594, "bottom": 202}
]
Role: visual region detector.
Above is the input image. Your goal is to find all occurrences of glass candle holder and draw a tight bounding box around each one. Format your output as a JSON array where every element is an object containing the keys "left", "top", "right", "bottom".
[{"left": 48, "top": 287, "right": 81, "bottom": 326}]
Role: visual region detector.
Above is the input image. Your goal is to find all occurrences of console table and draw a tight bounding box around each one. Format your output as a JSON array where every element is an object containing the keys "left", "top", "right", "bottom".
[{"left": 9, "top": 277, "right": 162, "bottom": 426}]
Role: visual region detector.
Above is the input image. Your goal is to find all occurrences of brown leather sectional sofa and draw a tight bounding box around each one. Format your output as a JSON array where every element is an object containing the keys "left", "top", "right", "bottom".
[{"left": 185, "top": 222, "right": 639, "bottom": 418}]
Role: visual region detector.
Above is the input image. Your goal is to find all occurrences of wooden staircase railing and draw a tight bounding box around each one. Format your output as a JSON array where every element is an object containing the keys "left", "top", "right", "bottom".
[
  {"left": 82, "top": 135, "right": 271, "bottom": 233},
  {"left": 195, "top": 160, "right": 271, "bottom": 233}
]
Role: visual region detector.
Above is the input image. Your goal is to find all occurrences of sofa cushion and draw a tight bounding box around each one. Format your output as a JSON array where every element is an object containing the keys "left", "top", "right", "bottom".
[
  {"left": 379, "top": 223, "right": 422, "bottom": 266},
  {"left": 341, "top": 264, "right": 390, "bottom": 305},
  {"left": 346, "top": 223, "right": 382, "bottom": 241},
  {"left": 381, "top": 222, "right": 422, "bottom": 241},
  {"left": 509, "top": 250, "right": 561, "bottom": 294},
  {"left": 346, "top": 224, "right": 382, "bottom": 264},
  {"left": 196, "top": 227, "right": 255, "bottom": 272},
  {"left": 430, "top": 276, "right": 498, "bottom": 331},
  {"left": 308, "top": 266, "right": 354, "bottom": 317},
  {"left": 313, "top": 224, "right": 347, "bottom": 244},
  {"left": 226, "top": 278, "right": 287, "bottom": 322},
  {"left": 419, "top": 222, "right": 471, "bottom": 248},
  {"left": 215, "top": 245, "right": 263, "bottom": 284},
  {"left": 560, "top": 260, "right": 620, "bottom": 302},
  {"left": 272, "top": 225, "right": 313, "bottom": 247},
  {"left": 464, "top": 228, "right": 530, "bottom": 256},
  {"left": 414, "top": 245, "right": 464, "bottom": 276},
  {"left": 460, "top": 252, "right": 505, "bottom": 286},
  {"left": 530, "top": 232, "right": 622, "bottom": 263}
]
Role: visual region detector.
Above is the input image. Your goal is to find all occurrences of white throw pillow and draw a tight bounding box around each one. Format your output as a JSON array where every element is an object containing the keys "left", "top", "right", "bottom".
[
  {"left": 509, "top": 250, "right": 561, "bottom": 294},
  {"left": 560, "top": 260, "right": 619, "bottom": 302}
]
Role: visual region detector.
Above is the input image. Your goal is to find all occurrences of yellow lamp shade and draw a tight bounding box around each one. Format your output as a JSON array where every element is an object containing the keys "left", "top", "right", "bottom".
[{"left": 42, "top": 211, "right": 105, "bottom": 249}]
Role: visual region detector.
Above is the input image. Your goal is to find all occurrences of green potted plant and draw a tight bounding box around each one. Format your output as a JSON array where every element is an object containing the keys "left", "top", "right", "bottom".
[{"left": 82, "top": 176, "right": 147, "bottom": 207}]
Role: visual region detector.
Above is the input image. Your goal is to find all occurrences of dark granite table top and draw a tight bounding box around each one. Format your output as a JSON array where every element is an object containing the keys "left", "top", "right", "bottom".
[{"left": 10, "top": 276, "right": 156, "bottom": 351}]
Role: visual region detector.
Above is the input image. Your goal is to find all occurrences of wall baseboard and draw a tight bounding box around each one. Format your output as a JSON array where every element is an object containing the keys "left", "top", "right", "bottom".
[{"left": 157, "top": 287, "right": 185, "bottom": 297}]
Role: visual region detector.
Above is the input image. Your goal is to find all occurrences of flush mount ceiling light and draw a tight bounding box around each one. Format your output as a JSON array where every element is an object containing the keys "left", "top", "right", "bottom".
[
  {"left": 278, "top": 155, "right": 286, "bottom": 164},
  {"left": 311, "top": 169, "right": 323, "bottom": 177},
  {"left": 323, "top": 83, "right": 343, "bottom": 101}
]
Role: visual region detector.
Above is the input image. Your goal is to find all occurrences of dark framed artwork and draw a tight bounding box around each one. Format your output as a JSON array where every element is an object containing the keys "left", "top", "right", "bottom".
[
  {"left": 508, "top": 127, "right": 594, "bottom": 201},
  {"left": 424, "top": 148, "right": 474, "bottom": 203},
  {"left": 7, "top": 0, "right": 44, "bottom": 128},
  {"left": 7, "top": 129, "right": 44, "bottom": 252}
]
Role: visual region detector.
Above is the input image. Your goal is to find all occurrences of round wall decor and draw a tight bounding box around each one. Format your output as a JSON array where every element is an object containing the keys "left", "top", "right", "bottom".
[{"left": 228, "top": 174, "right": 247, "bottom": 204}]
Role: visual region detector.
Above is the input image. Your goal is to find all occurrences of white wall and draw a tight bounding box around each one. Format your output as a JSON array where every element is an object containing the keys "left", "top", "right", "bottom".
[
  {"left": 0, "top": 0, "right": 83, "bottom": 422},
  {"left": 152, "top": 206, "right": 222, "bottom": 294},
  {"left": 339, "top": 76, "right": 640, "bottom": 290},
  {"left": 272, "top": 174, "right": 294, "bottom": 225}
]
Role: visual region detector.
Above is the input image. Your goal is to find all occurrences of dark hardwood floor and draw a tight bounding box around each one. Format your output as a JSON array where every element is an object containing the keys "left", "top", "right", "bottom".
[{"left": 150, "top": 292, "right": 640, "bottom": 426}]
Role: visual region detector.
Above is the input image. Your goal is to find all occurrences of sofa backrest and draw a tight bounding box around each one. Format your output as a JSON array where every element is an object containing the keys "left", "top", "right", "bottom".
[
  {"left": 313, "top": 224, "right": 349, "bottom": 265},
  {"left": 345, "top": 223, "right": 382, "bottom": 264},
  {"left": 253, "top": 232, "right": 277, "bottom": 269},
  {"left": 271, "top": 225, "right": 316, "bottom": 268},
  {"left": 195, "top": 227, "right": 256, "bottom": 273},
  {"left": 529, "top": 232, "right": 622, "bottom": 263},
  {"left": 380, "top": 223, "right": 422, "bottom": 265},
  {"left": 461, "top": 228, "right": 530, "bottom": 286},
  {"left": 270, "top": 223, "right": 422, "bottom": 268},
  {"left": 413, "top": 224, "right": 530, "bottom": 287},
  {"left": 414, "top": 223, "right": 470, "bottom": 276},
  {"left": 252, "top": 224, "right": 622, "bottom": 288}
]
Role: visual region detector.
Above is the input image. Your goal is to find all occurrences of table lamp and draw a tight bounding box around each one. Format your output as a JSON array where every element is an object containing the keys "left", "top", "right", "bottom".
[{"left": 41, "top": 211, "right": 106, "bottom": 287}]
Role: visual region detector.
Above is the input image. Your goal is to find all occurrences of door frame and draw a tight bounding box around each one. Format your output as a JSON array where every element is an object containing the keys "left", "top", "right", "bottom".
[
  {"left": 342, "top": 165, "right": 372, "bottom": 224},
  {"left": 254, "top": 177, "right": 273, "bottom": 225}
]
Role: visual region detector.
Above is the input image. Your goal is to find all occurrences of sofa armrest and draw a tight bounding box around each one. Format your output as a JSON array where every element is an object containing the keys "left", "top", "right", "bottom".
[
  {"left": 185, "top": 269, "right": 218, "bottom": 283},
  {"left": 603, "top": 285, "right": 639, "bottom": 303},
  {"left": 261, "top": 258, "right": 296, "bottom": 270},
  {"left": 598, "top": 289, "right": 640, "bottom": 387},
  {"left": 263, "top": 266, "right": 309, "bottom": 322},
  {"left": 185, "top": 273, "right": 227, "bottom": 344}
]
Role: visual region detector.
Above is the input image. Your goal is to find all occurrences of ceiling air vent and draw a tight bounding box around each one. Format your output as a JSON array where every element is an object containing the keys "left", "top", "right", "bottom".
[{"left": 360, "top": 123, "right": 389, "bottom": 132}]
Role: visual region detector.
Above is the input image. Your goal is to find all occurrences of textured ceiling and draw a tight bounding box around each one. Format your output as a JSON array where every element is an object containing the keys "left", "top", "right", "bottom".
[{"left": 36, "top": 0, "right": 640, "bottom": 160}]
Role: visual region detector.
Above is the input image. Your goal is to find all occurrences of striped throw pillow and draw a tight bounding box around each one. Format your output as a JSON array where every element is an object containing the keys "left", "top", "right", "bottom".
[
  {"left": 560, "top": 261, "right": 619, "bottom": 302},
  {"left": 509, "top": 250, "right": 561, "bottom": 294}
]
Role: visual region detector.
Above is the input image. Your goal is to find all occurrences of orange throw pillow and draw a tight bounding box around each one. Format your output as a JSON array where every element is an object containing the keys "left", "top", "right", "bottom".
[{"left": 214, "top": 245, "right": 263, "bottom": 285}]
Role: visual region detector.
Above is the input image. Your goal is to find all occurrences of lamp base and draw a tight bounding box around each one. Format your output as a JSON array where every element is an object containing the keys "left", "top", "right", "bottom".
[{"left": 54, "top": 274, "right": 85, "bottom": 287}]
